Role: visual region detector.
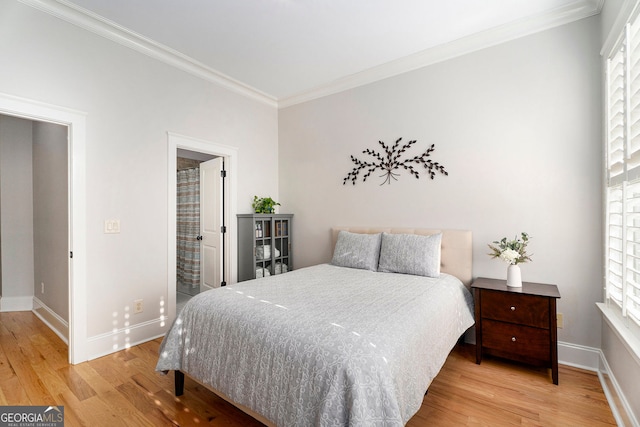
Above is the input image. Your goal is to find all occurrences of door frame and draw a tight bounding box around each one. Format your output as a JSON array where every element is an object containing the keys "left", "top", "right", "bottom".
[
  {"left": 167, "top": 132, "right": 237, "bottom": 322},
  {"left": 0, "top": 92, "right": 87, "bottom": 364}
]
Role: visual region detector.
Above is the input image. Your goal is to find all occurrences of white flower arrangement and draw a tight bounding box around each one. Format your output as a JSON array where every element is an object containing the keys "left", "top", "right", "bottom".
[{"left": 488, "top": 232, "right": 532, "bottom": 265}]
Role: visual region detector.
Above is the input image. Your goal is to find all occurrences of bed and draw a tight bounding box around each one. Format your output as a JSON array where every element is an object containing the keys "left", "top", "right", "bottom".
[{"left": 156, "top": 227, "right": 474, "bottom": 426}]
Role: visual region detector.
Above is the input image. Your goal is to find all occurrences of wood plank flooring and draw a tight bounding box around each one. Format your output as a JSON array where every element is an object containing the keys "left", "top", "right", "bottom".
[{"left": 0, "top": 312, "right": 617, "bottom": 426}]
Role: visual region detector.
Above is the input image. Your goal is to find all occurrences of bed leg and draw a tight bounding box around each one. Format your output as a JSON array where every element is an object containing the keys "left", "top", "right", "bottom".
[{"left": 175, "top": 370, "right": 185, "bottom": 396}]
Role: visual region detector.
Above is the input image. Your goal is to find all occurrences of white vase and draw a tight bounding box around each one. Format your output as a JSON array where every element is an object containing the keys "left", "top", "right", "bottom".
[{"left": 507, "top": 264, "right": 522, "bottom": 287}]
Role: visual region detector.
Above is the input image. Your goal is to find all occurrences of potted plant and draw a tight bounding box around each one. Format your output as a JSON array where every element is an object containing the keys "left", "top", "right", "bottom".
[{"left": 252, "top": 196, "right": 280, "bottom": 214}]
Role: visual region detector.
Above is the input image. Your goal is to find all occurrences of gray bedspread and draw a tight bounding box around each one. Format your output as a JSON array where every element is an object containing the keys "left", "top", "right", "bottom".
[{"left": 156, "top": 264, "right": 474, "bottom": 426}]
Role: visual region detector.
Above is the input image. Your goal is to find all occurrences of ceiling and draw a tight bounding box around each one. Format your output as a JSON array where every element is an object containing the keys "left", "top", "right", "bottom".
[{"left": 57, "top": 0, "right": 601, "bottom": 104}]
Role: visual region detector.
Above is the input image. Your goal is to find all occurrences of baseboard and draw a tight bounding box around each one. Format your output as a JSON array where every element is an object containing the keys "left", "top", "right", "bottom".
[
  {"left": 558, "top": 340, "right": 601, "bottom": 371},
  {"left": 32, "top": 297, "right": 69, "bottom": 344},
  {"left": 0, "top": 296, "right": 33, "bottom": 312},
  {"left": 598, "top": 349, "right": 640, "bottom": 427},
  {"left": 86, "top": 317, "right": 167, "bottom": 361}
]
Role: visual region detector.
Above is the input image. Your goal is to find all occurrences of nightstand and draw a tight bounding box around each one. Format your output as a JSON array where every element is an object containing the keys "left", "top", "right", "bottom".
[{"left": 472, "top": 277, "right": 561, "bottom": 384}]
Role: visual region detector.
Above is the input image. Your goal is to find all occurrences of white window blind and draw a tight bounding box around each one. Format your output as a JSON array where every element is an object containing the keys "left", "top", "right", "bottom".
[
  {"left": 606, "top": 12, "right": 640, "bottom": 331},
  {"left": 607, "top": 185, "right": 623, "bottom": 307},
  {"left": 626, "top": 181, "right": 640, "bottom": 324},
  {"left": 629, "top": 20, "right": 640, "bottom": 178},
  {"left": 608, "top": 42, "right": 625, "bottom": 185}
]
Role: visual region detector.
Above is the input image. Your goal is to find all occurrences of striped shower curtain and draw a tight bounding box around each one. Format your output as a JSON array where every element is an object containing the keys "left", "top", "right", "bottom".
[{"left": 177, "top": 167, "right": 200, "bottom": 295}]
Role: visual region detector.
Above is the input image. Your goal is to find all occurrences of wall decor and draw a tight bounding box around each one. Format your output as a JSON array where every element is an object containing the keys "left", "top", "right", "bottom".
[{"left": 343, "top": 138, "right": 448, "bottom": 185}]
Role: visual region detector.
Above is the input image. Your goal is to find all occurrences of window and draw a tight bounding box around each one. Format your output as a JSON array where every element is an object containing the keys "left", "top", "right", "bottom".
[{"left": 605, "top": 11, "right": 640, "bottom": 335}]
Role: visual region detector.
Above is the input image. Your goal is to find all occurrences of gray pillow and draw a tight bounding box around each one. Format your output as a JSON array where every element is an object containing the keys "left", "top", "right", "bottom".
[
  {"left": 331, "top": 231, "right": 382, "bottom": 271},
  {"left": 378, "top": 232, "right": 442, "bottom": 277}
]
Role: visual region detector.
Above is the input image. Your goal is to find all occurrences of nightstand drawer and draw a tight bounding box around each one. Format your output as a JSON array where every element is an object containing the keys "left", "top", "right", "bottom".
[
  {"left": 482, "top": 319, "right": 550, "bottom": 361},
  {"left": 481, "top": 290, "right": 549, "bottom": 328}
]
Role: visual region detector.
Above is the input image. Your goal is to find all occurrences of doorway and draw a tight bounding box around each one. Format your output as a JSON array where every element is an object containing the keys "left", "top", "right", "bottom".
[
  {"left": 176, "top": 150, "right": 225, "bottom": 313},
  {"left": 0, "top": 115, "right": 69, "bottom": 342},
  {"left": 167, "top": 133, "right": 237, "bottom": 322},
  {"left": 176, "top": 149, "right": 215, "bottom": 297},
  {"left": 0, "top": 92, "right": 87, "bottom": 364}
]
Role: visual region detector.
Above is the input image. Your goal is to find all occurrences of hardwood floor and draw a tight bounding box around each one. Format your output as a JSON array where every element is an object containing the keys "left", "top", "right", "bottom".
[
  {"left": 409, "top": 346, "right": 617, "bottom": 427},
  {"left": 0, "top": 312, "right": 617, "bottom": 426}
]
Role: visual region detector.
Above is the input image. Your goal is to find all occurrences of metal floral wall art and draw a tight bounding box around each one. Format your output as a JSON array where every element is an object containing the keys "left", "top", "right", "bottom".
[{"left": 343, "top": 138, "right": 449, "bottom": 185}]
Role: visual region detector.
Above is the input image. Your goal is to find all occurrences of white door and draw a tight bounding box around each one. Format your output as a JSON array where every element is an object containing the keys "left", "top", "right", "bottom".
[{"left": 200, "top": 157, "right": 223, "bottom": 290}]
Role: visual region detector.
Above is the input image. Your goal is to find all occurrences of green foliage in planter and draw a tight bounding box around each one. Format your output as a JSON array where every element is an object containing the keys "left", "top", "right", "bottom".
[{"left": 252, "top": 196, "right": 280, "bottom": 214}]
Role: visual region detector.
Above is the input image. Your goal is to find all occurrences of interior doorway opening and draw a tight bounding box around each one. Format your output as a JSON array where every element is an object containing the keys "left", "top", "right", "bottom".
[
  {"left": 167, "top": 133, "right": 237, "bottom": 322},
  {"left": 0, "top": 115, "right": 70, "bottom": 345},
  {"left": 176, "top": 149, "right": 216, "bottom": 297},
  {"left": 0, "top": 92, "right": 87, "bottom": 364},
  {"left": 175, "top": 150, "right": 228, "bottom": 314}
]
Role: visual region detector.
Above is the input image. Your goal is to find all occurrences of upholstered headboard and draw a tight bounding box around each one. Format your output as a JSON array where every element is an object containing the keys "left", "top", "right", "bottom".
[{"left": 331, "top": 227, "right": 473, "bottom": 288}]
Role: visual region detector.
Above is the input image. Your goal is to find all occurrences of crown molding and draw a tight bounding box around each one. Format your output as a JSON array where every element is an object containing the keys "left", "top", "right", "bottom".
[
  {"left": 18, "top": 0, "right": 278, "bottom": 108},
  {"left": 279, "top": 0, "right": 604, "bottom": 108},
  {"left": 17, "top": 0, "right": 603, "bottom": 110}
]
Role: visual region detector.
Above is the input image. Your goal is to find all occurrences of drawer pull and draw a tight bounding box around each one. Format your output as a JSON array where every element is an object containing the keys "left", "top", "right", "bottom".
[
  {"left": 510, "top": 306, "right": 516, "bottom": 311},
  {"left": 511, "top": 337, "right": 517, "bottom": 342}
]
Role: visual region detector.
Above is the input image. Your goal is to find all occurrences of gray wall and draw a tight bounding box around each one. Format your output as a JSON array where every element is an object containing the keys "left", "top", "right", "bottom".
[
  {"left": 279, "top": 16, "right": 602, "bottom": 349},
  {"left": 33, "top": 121, "right": 68, "bottom": 322},
  {"left": 0, "top": 115, "right": 34, "bottom": 307},
  {"left": 0, "top": 116, "right": 68, "bottom": 326}
]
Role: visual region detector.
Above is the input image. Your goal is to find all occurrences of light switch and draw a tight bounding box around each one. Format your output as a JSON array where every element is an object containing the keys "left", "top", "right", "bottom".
[{"left": 104, "top": 219, "right": 120, "bottom": 234}]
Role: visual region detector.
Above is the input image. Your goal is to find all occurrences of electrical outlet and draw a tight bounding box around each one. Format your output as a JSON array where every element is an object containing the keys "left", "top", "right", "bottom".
[
  {"left": 41, "top": 282, "right": 45, "bottom": 294},
  {"left": 104, "top": 219, "right": 121, "bottom": 234},
  {"left": 557, "top": 313, "right": 564, "bottom": 328},
  {"left": 134, "top": 299, "right": 143, "bottom": 314}
]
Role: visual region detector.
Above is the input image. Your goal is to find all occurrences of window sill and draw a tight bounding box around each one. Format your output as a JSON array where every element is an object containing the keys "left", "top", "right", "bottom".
[{"left": 597, "top": 302, "right": 640, "bottom": 367}]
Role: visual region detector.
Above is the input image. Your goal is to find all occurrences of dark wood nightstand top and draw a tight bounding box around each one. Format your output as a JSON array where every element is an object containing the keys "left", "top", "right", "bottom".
[{"left": 471, "top": 277, "right": 561, "bottom": 299}]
